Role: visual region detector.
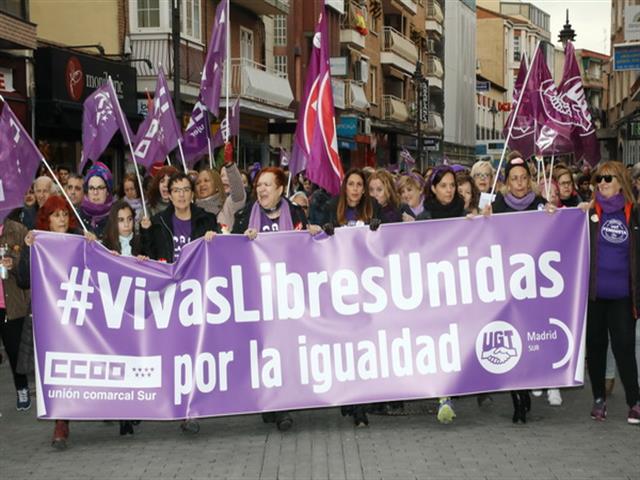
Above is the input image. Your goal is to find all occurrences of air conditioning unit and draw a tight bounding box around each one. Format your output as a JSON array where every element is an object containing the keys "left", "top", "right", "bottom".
[{"left": 354, "top": 60, "right": 369, "bottom": 83}]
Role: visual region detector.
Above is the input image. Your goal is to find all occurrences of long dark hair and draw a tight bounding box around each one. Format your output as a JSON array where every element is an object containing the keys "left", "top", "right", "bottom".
[
  {"left": 425, "top": 166, "right": 459, "bottom": 203},
  {"left": 336, "top": 168, "right": 373, "bottom": 226},
  {"left": 103, "top": 201, "right": 140, "bottom": 254}
]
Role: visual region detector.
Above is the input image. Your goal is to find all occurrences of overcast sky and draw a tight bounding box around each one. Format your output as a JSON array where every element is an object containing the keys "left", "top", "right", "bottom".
[{"left": 528, "top": 0, "right": 611, "bottom": 54}]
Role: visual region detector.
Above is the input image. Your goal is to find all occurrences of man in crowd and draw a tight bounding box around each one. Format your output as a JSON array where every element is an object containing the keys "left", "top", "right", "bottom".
[{"left": 64, "top": 173, "right": 84, "bottom": 207}]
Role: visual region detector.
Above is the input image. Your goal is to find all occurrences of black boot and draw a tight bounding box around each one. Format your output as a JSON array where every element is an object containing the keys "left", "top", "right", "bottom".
[
  {"left": 511, "top": 391, "right": 527, "bottom": 424},
  {"left": 262, "top": 412, "right": 276, "bottom": 423},
  {"left": 353, "top": 406, "right": 369, "bottom": 427},
  {"left": 275, "top": 411, "right": 293, "bottom": 431},
  {"left": 119, "top": 420, "right": 134, "bottom": 435}
]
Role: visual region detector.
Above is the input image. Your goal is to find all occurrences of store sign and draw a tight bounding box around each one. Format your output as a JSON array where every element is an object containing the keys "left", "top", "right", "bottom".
[
  {"left": 35, "top": 47, "right": 137, "bottom": 115},
  {"left": 625, "top": 5, "right": 640, "bottom": 41},
  {"left": 476, "top": 81, "right": 490, "bottom": 93},
  {"left": 613, "top": 43, "right": 640, "bottom": 71},
  {"left": 337, "top": 116, "right": 358, "bottom": 139},
  {"left": 0, "top": 67, "right": 14, "bottom": 92}
]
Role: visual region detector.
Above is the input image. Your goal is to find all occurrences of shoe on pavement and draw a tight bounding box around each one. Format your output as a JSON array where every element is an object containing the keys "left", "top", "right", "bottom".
[
  {"left": 437, "top": 398, "right": 456, "bottom": 424},
  {"left": 547, "top": 389, "right": 562, "bottom": 406},
  {"left": 590, "top": 398, "right": 606, "bottom": 421},
  {"left": 627, "top": 402, "right": 640, "bottom": 425},
  {"left": 51, "top": 420, "right": 69, "bottom": 450},
  {"left": 180, "top": 420, "right": 200, "bottom": 434},
  {"left": 275, "top": 412, "right": 293, "bottom": 432},
  {"left": 16, "top": 388, "right": 31, "bottom": 411},
  {"left": 353, "top": 407, "right": 369, "bottom": 428}
]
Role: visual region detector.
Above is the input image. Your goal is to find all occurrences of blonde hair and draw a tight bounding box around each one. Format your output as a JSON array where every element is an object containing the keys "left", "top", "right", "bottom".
[
  {"left": 470, "top": 160, "right": 495, "bottom": 179},
  {"left": 593, "top": 161, "right": 635, "bottom": 204},
  {"left": 195, "top": 168, "right": 225, "bottom": 199},
  {"left": 368, "top": 169, "right": 400, "bottom": 208}
]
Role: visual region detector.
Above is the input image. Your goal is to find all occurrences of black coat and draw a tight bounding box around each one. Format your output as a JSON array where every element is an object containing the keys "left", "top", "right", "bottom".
[
  {"left": 141, "top": 204, "right": 219, "bottom": 262},
  {"left": 325, "top": 196, "right": 382, "bottom": 227},
  {"left": 232, "top": 197, "right": 307, "bottom": 234}
]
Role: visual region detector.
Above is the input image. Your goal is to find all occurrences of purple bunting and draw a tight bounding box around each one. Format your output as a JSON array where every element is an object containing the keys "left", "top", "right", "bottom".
[
  {"left": 133, "top": 68, "right": 182, "bottom": 169},
  {"left": 0, "top": 102, "right": 43, "bottom": 223}
]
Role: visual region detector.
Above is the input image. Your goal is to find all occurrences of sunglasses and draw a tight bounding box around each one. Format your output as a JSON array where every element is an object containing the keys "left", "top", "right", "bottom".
[{"left": 595, "top": 175, "right": 615, "bottom": 183}]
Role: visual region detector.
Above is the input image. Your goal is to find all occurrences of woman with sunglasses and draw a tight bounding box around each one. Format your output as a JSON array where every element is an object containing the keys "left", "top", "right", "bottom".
[{"left": 586, "top": 161, "right": 640, "bottom": 424}]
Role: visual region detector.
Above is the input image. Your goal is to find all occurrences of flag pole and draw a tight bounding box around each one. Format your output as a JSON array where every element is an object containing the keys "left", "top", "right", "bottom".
[
  {"left": 224, "top": 0, "right": 230, "bottom": 145},
  {"left": 547, "top": 154, "right": 555, "bottom": 201},
  {"left": 490, "top": 41, "right": 542, "bottom": 197},
  {"left": 41, "top": 158, "right": 88, "bottom": 234},
  {"left": 107, "top": 76, "right": 148, "bottom": 219},
  {"left": 176, "top": 140, "right": 189, "bottom": 173}
]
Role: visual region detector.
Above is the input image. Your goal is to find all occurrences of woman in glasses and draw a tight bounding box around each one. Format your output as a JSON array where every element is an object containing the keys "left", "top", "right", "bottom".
[
  {"left": 586, "top": 161, "right": 640, "bottom": 425},
  {"left": 553, "top": 165, "right": 582, "bottom": 208},
  {"left": 80, "top": 162, "right": 115, "bottom": 239},
  {"left": 470, "top": 160, "right": 496, "bottom": 194}
]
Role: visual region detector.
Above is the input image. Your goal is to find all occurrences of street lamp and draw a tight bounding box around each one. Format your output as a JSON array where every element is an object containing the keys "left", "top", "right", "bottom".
[
  {"left": 489, "top": 101, "right": 498, "bottom": 139},
  {"left": 413, "top": 61, "right": 429, "bottom": 171}
]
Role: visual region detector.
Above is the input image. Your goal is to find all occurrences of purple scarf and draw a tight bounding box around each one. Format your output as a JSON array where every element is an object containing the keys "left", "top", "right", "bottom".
[
  {"left": 595, "top": 191, "right": 626, "bottom": 213},
  {"left": 81, "top": 196, "right": 113, "bottom": 228},
  {"left": 504, "top": 191, "right": 536, "bottom": 211},
  {"left": 248, "top": 199, "right": 294, "bottom": 232}
]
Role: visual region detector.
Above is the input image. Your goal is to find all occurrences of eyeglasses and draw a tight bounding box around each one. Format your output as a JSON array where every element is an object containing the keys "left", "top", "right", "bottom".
[
  {"left": 596, "top": 175, "right": 615, "bottom": 184},
  {"left": 474, "top": 173, "right": 491, "bottom": 180},
  {"left": 558, "top": 181, "right": 573, "bottom": 187},
  {"left": 171, "top": 186, "right": 192, "bottom": 194},
  {"left": 88, "top": 185, "right": 107, "bottom": 192}
]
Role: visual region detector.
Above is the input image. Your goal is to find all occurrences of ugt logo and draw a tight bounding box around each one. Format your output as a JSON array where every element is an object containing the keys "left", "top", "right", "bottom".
[{"left": 475, "top": 321, "right": 522, "bottom": 374}]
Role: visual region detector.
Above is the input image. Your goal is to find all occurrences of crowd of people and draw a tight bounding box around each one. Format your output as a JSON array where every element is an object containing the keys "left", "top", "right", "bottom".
[{"left": 1, "top": 151, "right": 639, "bottom": 449}]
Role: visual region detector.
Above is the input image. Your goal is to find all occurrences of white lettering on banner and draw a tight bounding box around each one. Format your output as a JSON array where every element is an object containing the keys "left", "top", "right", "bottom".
[
  {"left": 173, "top": 351, "right": 234, "bottom": 405},
  {"left": 297, "top": 325, "right": 461, "bottom": 394},
  {"left": 58, "top": 244, "right": 565, "bottom": 330},
  {"left": 134, "top": 85, "right": 171, "bottom": 160},
  {"left": 0, "top": 180, "right": 5, "bottom": 202}
]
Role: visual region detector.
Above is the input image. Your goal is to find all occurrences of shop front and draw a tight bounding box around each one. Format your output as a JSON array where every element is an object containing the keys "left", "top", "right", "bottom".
[{"left": 34, "top": 46, "right": 139, "bottom": 181}]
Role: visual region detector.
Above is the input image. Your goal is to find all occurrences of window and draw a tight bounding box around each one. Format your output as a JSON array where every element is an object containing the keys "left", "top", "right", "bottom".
[
  {"left": 240, "top": 27, "right": 254, "bottom": 62},
  {"left": 0, "top": 0, "right": 27, "bottom": 19},
  {"left": 369, "top": 66, "right": 377, "bottom": 105},
  {"left": 182, "top": 0, "right": 201, "bottom": 41},
  {"left": 513, "top": 35, "right": 521, "bottom": 62},
  {"left": 274, "top": 55, "right": 287, "bottom": 75},
  {"left": 274, "top": 15, "right": 287, "bottom": 46},
  {"left": 138, "top": 0, "right": 161, "bottom": 28}
]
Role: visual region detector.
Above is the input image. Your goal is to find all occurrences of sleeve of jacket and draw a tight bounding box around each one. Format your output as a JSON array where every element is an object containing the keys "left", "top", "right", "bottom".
[
  {"left": 218, "top": 163, "right": 247, "bottom": 230},
  {"left": 140, "top": 224, "right": 156, "bottom": 260}
]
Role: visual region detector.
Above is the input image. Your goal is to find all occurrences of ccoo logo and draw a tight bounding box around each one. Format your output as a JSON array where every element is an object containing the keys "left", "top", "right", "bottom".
[{"left": 475, "top": 321, "right": 522, "bottom": 374}]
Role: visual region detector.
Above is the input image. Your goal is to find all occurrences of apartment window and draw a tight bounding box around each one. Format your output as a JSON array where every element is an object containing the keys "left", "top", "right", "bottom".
[
  {"left": 274, "top": 15, "right": 287, "bottom": 46},
  {"left": 513, "top": 35, "right": 521, "bottom": 62},
  {"left": 369, "top": 66, "right": 377, "bottom": 105},
  {"left": 274, "top": 55, "right": 287, "bottom": 75},
  {"left": 0, "top": 0, "right": 27, "bottom": 19},
  {"left": 138, "top": 0, "right": 161, "bottom": 28},
  {"left": 182, "top": 0, "right": 201, "bottom": 40}
]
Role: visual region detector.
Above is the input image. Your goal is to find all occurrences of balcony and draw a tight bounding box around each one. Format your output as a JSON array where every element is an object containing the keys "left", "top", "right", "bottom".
[
  {"left": 425, "top": 55, "right": 443, "bottom": 90},
  {"left": 340, "top": 29, "right": 366, "bottom": 49},
  {"left": 130, "top": 33, "right": 204, "bottom": 86},
  {"left": 426, "top": 111, "right": 443, "bottom": 134},
  {"left": 230, "top": 58, "right": 293, "bottom": 108},
  {"left": 345, "top": 80, "right": 369, "bottom": 111},
  {"left": 426, "top": 1, "right": 444, "bottom": 37},
  {"left": 231, "top": 0, "right": 289, "bottom": 15},
  {"left": 381, "top": 26, "right": 419, "bottom": 74},
  {"left": 383, "top": 95, "right": 410, "bottom": 122},
  {"left": 332, "top": 78, "right": 346, "bottom": 109},
  {"left": 397, "top": 0, "right": 418, "bottom": 14},
  {"left": 0, "top": 10, "right": 37, "bottom": 49}
]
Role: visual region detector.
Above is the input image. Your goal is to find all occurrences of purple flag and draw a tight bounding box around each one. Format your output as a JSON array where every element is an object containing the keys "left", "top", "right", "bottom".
[
  {"left": 558, "top": 42, "right": 600, "bottom": 166},
  {"left": 504, "top": 54, "right": 535, "bottom": 159},
  {"left": 133, "top": 68, "right": 182, "bottom": 169},
  {"left": 0, "top": 102, "right": 43, "bottom": 223},
  {"left": 211, "top": 97, "right": 240, "bottom": 148},
  {"left": 182, "top": 99, "right": 210, "bottom": 167},
  {"left": 291, "top": 10, "right": 344, "bottom": 195},
  {"left": 200, "top": 0, "right": 227, "bottom": 117},
  {"left": 31, "top": 209, "right": 588, "bottom": 420},
  {"left": 400, "top": 147, "right": 415, "bottom": 166}
]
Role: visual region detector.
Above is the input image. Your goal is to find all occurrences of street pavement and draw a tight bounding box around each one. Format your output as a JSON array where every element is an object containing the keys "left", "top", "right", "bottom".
[{"left": 1, "top": 358, "right": 638, "bottom": 480}]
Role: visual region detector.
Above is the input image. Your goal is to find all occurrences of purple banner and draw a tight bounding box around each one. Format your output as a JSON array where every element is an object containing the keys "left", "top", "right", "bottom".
[{"left": 32, "top": 209, "right": 589, "bottom": 420}]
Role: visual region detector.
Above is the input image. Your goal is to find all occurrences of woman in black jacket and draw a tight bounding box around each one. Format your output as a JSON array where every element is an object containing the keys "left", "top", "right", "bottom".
[
  {"left": 232, "top": 167, "right": 307, "bottom": 432},
  {"left": 141, "top": 172, "right": 218, "bottom": 263}
]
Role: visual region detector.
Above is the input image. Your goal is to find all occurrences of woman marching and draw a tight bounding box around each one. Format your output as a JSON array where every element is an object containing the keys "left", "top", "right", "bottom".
[
  {"left": 586, "top": 161, "right": 640, "bottom": 424},
  {"left": 80, "top": 162, "right": 115, "bottom": 239},
  {"left": 233, "top": 167, "right": 307, "bottom": 432},
  {"left": 102, "top": 200, "right": 147, "bottom": 435},
  {"left": 484, "top": 152, "right": 556, "bottom": 423},
  {"left": 17, "top": 196, "right": 96, "bottom": 449},
  {"left": 322, "top": 168, "right": 382, "bottom": 427}
]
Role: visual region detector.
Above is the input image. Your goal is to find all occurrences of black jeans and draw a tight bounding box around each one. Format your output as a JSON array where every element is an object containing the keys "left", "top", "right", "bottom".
[
  {"left": 586, "top": 298, "right": 640, "bottom": 407},
  {"left": 0, "top": 310, "right": 29, "bottom": 391}
]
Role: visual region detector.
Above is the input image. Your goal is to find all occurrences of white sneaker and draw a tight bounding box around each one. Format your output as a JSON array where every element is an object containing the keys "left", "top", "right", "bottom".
[
  {"left": 531, "top": 390, "right": 543, "bottom": 397},
  {"left": 547, "top": 388, "right": 562, "bottom": 406}
]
